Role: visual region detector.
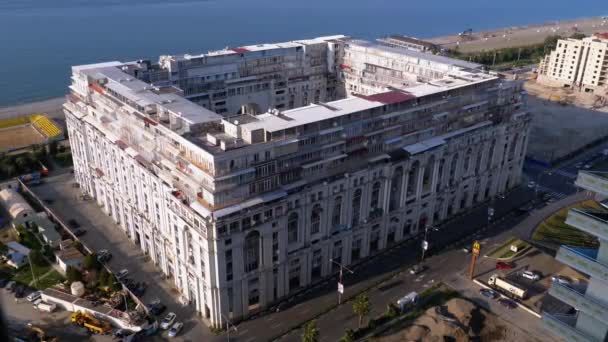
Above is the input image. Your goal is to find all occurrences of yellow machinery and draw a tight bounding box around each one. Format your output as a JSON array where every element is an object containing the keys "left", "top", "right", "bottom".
[
  {"left": 71, "top": 311, "right": 112, "bottom": 335},
  {"left": 26, "top": 323, "right": 59, "bottom": 342}
]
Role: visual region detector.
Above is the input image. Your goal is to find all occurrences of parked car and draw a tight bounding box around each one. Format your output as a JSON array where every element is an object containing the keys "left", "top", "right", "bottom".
[
  {"left": 147, "top": 299, "right": 166, "bottom": 316},
  {"left": 67, "top": 219, "right": 80, "bottom": 228},
  {"left": 132, "top": 282, "right": 147, "bottom": 297},
  {"left": 495, "top": 261, "right": 514, "bottom": 270},
  {"left": 551, "top": 275, "right": 572, "bottom": 286},
  {"left": 409, "top": 264, "right": 426, "bottom": 275},
  {"left": 97, "top": 249, "right": 112, "bottom": 263},
  {"left": 498, "top": 298, "right": 517, "bottom": 309},
  {"left": 117, "top": 269, "right": 129, "bottom": 280},
  {"left": 160, "top": 312, "right": 177, "bottom": 330},
  {"left": 527, "top": 181, "right": 536, "bottom": 188},
  {"left": 522, "top": 270, "right": 541, "bottom": 281},
  {"left": 14, "top": 285, "right": 26, "bottom": 298},
  {"left": 73, "top": 228, "right": 86, "bottom": 236},
  {"left": 462, "top": 247, "right": 471, "bottom": 254},
  {"left": 0, "top": 278, "right": 8, "bottom": 288},
  {"left": 6, "top": 281, "right": 17, "bottom": 292},
  {"left": 26, "top": 290, "right": 42, "bottom": 302},
  {"left": 479, "top": 289, "right": 499, "bottom": 299},
  {"left": 168, "top": 322, "right": 183, "bottom": 338},
  {"left": 32, "top": 298, "right": 43, "bottom": 309}
]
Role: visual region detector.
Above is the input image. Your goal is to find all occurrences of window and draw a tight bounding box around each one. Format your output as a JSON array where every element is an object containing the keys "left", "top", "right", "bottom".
[
  {"left": 288, "top": 213, "right": 299, "bottom": 244},
  {"left": 311, "top": 205, "right": 322, "bottom": 235},
  {"left": 390, "top": 166, "right": 404, "bottom": 210},
  {"left": 351, "top": 189, "right": 362, "bottom": 227},
  {"left": 244, "top": 231, "right": 260, "bottom": 272},
  {"left": 370, "top": 182, "right": 381, "bottom": 209},
  {"left": 332, "top": 196, "right": 342, "bottom": 227}
]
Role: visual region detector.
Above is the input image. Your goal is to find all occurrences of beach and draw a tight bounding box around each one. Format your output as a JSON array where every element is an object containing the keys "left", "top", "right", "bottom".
[
  {"left": 0, "top": 97, "right": 65, "bottom": 121},
  {"left": 428, "top": 16, "right": 608, "bottom": 52}
]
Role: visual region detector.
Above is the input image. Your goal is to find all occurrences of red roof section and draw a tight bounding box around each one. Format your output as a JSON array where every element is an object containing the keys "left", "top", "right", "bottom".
[
  {"left": 357, "top": 90, "right": 416, "bottom": 105},
  {"left": 231, "top": 47, "right": 250, "bottom": 53},
  {"left": 594, "top": 32, "right": 608, "bottom": 39}
]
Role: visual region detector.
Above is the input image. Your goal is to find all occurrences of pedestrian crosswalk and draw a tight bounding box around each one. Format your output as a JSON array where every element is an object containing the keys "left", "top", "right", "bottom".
[{"left": 536, "top": 185, "right": 568, "bottom": 200}]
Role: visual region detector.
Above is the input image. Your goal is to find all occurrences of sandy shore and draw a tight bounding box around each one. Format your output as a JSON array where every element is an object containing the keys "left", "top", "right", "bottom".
[
  {"left": 0, "top": 96, "right": 65, "bottom": 121},
  {"left": 428, "top": 16, "right": 608, "bottom": 53}
]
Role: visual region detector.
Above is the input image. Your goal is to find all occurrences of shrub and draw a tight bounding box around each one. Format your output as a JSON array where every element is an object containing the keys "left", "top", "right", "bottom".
[{"left": 66, "top": 265, "right": 83, "bottom": 283}]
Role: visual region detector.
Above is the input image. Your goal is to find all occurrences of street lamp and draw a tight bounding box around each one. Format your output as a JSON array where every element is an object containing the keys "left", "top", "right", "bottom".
[
  {"left": 221, "top": 314, "right": 238, "bottom": 342},
  {"left": 330, "top": 258, "right": 354, "bottom": 305}
]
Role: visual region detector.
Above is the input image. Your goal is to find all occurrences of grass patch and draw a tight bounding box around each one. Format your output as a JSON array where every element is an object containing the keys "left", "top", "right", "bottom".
[
  {"left": 486, "top": 237, "right": 517, "bottom": 258},
  {"left": 487, "top": 237, "right": 529, "bottom": 259},
  {"left": 16, "top": 228, "right": 42, "bottom": 250},
  {"left": 533, "top": 200, "right": 600, "bottom": 248},
  {"left": 12, "top": 262, "right": 51, "bottom": 286},
  {"left": 33, "top": 270, "right": 65, "bottom": 290}
]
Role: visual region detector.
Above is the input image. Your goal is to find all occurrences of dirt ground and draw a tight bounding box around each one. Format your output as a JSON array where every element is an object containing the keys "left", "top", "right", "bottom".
[
  {"left": 523, "top": 75, "right": 608, "bottom": 163},
  {"left": 375, "top": 298, "right": 533, "bottom": 342},
  {"left": 429, "top": 16, "right": 608, "bottom": 52},
  {"left": 0, "top": 125, "right": 46, "bottom": 153}
]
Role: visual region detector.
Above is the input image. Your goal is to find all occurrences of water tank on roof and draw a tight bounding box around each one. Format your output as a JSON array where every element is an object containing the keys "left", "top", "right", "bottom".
[{"left": 71, "top": 281, "right": 85, "bottom": 297}]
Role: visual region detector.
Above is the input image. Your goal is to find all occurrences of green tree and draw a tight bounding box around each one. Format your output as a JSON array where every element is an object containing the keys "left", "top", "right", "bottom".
[
  {"left": 49, "top": 141, "right": 58, "bottom": 155},
  {"left": 570, "top": 32, "right": 586, "bottom": 40},
  {"left": 352, "top": 294, "right": 371, "bottom": 328},
  {"left": 98, "top": 268, "right": 110, "bottom": 287},
  {"left": 340, "top": 329, "right": 355, "bottom": 342},
  {"left": 301, "top": 320, "right": 319, "bottom": 342},
  {"left": 15, "top": 155, "right": 32, "bottom": 171},
  {"left": 84, "top": 253, "right": 101, "bottom": 270},
  {"left": 66, "top": 265, "right": 83, "bottom": 283},
  {"left": 385, "top": 302, "right": 400, "bottom": 319},
  {"left": 28, "top": 249, "right": 46, "bottom": 267}
]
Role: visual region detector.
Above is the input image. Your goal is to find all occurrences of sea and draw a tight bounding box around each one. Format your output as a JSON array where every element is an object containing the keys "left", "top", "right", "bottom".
[{"left": 0, "top": 0, "right": 606, "bottom": 107}]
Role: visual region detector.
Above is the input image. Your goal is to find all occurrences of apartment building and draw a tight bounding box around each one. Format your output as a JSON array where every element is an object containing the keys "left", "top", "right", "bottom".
[
  {"left": 64, "top": 35, "right": 530, "bottom": 327},
  {"left": 538, "top": 33, "right": 608, "bottom": 93},
  {"left": 377, "top": 35, "right": 439, "bottom": 53},
  {"left": 543, "top": 171, "right": 608, "bottom": 341}
]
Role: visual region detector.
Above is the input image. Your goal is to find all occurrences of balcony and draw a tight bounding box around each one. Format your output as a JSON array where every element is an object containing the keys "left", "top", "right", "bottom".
[
  {"left": 549, "top": 282, "right": 608, "bottom": 325},
  {"left": 542, "top": 312, "right": 599, "bottom": 342},
  {"left": 575, "top": 171, "right": 608, "bottom": 197},
  {"left": 566, "top": 208, "right": 608, "bottom": 241},
  {"left": 556, "top": 246, "right": 608, "bottom": 283}
]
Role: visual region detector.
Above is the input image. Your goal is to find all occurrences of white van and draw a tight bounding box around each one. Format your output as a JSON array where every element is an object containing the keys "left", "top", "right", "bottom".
[{"left": 522, "top": 270, "right": 540, "bottom": 281}]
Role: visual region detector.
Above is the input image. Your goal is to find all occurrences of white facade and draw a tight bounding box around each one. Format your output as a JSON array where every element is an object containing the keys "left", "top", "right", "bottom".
[
  {"left": 64, "top": 36, "right": 530, "bottom": 327},
  {"left": 538, "top": 34, "right": 608, "bottom": 93}
]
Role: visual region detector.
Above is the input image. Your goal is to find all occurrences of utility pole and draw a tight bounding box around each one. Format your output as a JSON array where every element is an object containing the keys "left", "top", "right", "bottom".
[
  {"left": 221, "top": 314, "right": 237, "bottom": 342},
  {"left": 421, "top": 225, "right": 432, "bottom": 263},
  {"left": 331, "top": 258, "right": 354, "bottom": 305},
  {"left": 517, "top": 47, "right": 522, "bottom": 62},
  {"left": 27, "top": 254, "right": 37, "bottom": 288},
  {"left": 492, "top": 51, "right": 498, "bottom": 67}
]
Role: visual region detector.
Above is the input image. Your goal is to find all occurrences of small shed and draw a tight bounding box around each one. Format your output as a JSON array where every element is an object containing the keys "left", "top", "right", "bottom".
[
  {"left": 36, "top": 217, "right": 61, "bottom": 248},
  {"left": 55, "top": 247, "right": 84, "bottom": 273},
  {"left": 5, "top": 241, "right": 31, "bottom": 268},
  {"left": 0, "top": 189, "right": 35, "bottom": 226}
]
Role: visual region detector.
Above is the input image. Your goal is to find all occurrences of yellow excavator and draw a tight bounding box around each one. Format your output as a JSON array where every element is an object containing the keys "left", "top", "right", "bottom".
[{"left": 26, "top": 323, "right": 59, "bottom": 342}]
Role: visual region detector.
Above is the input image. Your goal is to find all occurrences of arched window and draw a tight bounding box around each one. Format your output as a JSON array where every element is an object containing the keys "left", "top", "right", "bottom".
[
  {"left": 475, "top": 149, "right": 483, "bottom": 174},
  {"left": 244, "top": 231, "right": 260, "bottom": 272},
  {"left": 406, "top": 163, "right": 418, "bottom": 197},
  {"left": 508, "top": 134, "right": 518, "bottom": 161},
  {"left": 370, "top": 182, "right": 382, "bottom": 209},
  {"left": 332, "top": 196, "right": 342, "bottom": 228},
  {"left": 436, "top": 159, "right": 446, "bottom": 192},
  {"left": 422, "top": 156, "right": 435, "bottom": 192},
  {"left": 288, "top": 213, "right": 298, "bottom": 244},
  {"left": 390, "top": 166, "right": 404, "bottom": 211},
  {"left": 351, "top": 189, "right": 362, "bottom": 227},
  {"left": 311, "top": 204, "right": 322, "bottom": 235}
]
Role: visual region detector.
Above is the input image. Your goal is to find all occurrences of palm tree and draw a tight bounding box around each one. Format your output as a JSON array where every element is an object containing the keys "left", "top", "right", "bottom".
[
  {"left": 301, "top": 320, "right": 319, "bottom": 342},
  {"left": 352, "top": 294, "right": 371, "bottom": 328}
]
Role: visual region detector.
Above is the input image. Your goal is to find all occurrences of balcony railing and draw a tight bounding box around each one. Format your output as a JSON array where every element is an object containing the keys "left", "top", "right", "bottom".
[
  {"left": 556, "top": 246, "right": 608, "bottom": 283},
  {"left": 566, "top": 207, "right": 608, "bottom": 241},
  {"left": 542, "top": 312, "right": 598, "bottom": 342},
  {"left": 549, "top": 282, "right": 608, "bottom": 325}
]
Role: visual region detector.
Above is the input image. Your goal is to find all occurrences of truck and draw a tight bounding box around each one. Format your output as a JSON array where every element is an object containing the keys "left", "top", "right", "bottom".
[
  {"left": 71, "top": 311, "right": 112, "bottom": 335},
  {"left": 488, "top": 274, "right": 528, "bottom": 299}
]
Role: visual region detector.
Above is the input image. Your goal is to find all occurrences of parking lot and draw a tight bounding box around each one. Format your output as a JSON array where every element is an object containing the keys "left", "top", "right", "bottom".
[
  {"left": 27, "top": 172, "right": 213, "bottom": 341},
  {"left": 473, "top": 240, "right": 583, "bottom": 315}
]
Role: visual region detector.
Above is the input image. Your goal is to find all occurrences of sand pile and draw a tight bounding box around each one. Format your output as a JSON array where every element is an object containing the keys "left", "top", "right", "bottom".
[{"left": 378, "top": 298, "right": 511, "bottom": 342}]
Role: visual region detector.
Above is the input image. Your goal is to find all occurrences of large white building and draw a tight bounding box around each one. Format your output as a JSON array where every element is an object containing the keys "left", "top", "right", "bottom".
[
  {"left": 538, "top": 33, "right": 608, "bottom": 94},
  {"left": 64, "top": 35, "right": 530, "bottom": 327},
  {"left": 544, "top": 171, "right": 608, "bottom": 341}
]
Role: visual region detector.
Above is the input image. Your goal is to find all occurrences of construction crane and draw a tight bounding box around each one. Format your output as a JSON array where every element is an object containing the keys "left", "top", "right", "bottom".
[{"left": 26, "top": 323, "right": 59, "bottom": 342}]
